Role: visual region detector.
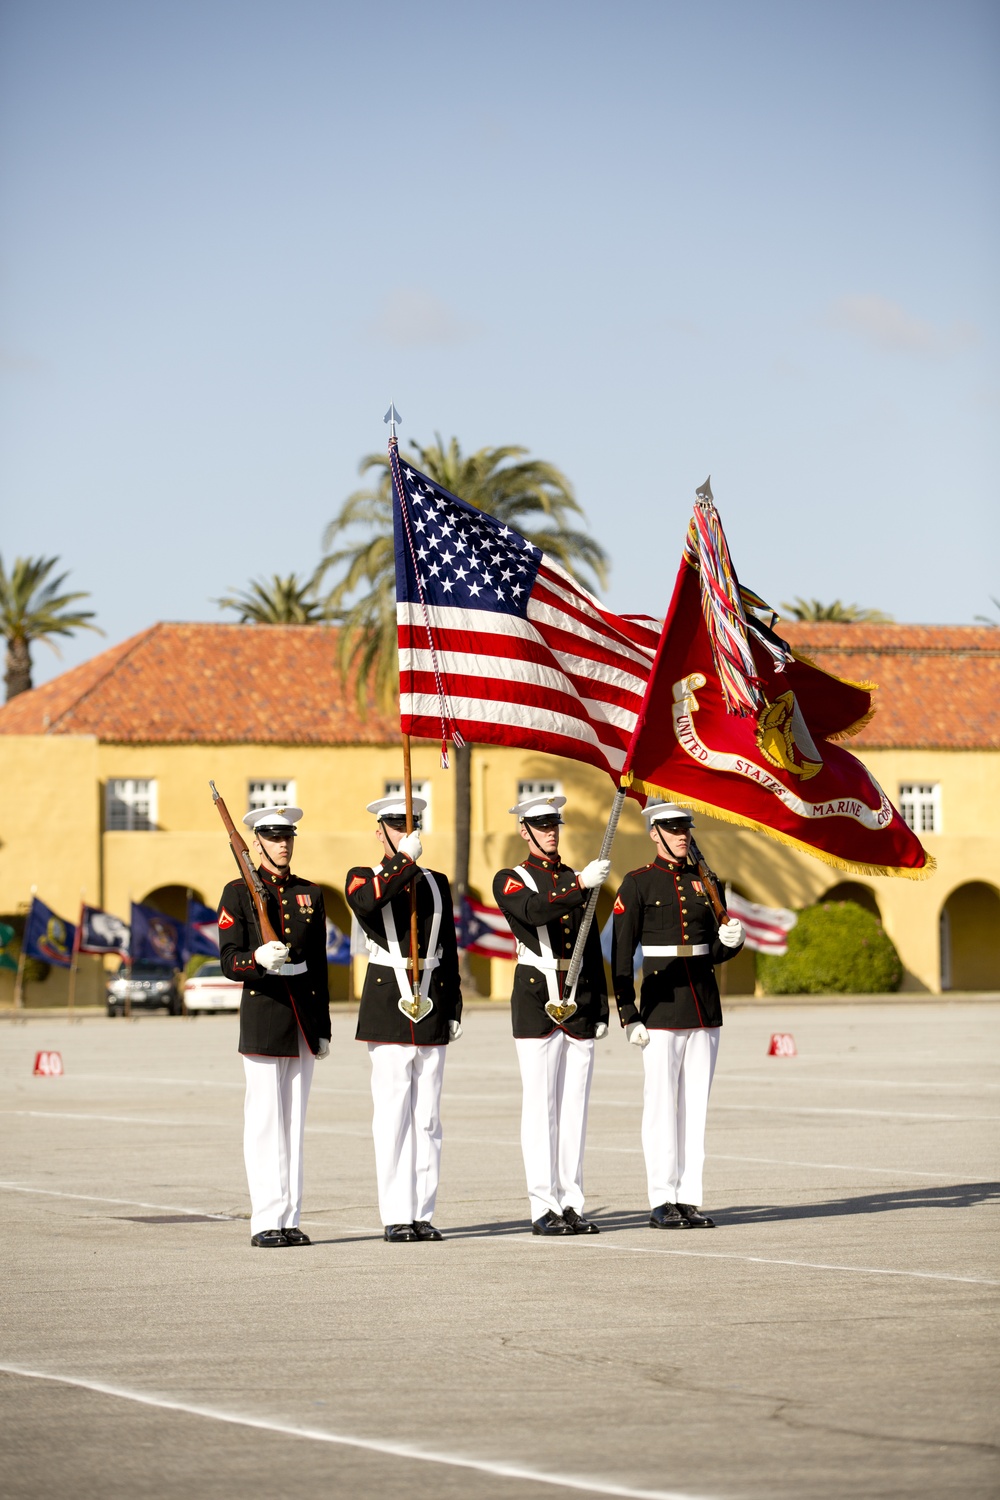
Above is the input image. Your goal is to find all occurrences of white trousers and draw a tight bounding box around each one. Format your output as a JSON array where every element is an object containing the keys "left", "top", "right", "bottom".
[
  {"left": 514, "top": 1031, "right": 595, "bottom": 1221},
  {"left": 368, "top": 1043, "right": 446, "bottom": 1226},
  {"left": 641, "top": 1027, "right": 720, "bottom": 1208},
  {"left": 242, "top": 1032, "right": 315, "bottom": 1235}
]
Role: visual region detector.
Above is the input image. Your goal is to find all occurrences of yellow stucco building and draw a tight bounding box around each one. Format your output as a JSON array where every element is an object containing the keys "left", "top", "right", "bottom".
[{"left": 0, "top": 621, "right": 997, "bottom": 1005}]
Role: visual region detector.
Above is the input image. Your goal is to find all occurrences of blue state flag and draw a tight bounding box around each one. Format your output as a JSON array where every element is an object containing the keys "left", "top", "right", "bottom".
[
  {"left": 130, "top": 902, "right": 183, "bottom": 967},
  {"left": 326, "top": 919, "right": 351, "bottom": 966},
  {"left": 23, "top": 897, "right": 77, "bottom": 969},
  {"left": 79, "top": 905, "right": 130, "bottom": 957},
  {"left": 184, "top": 898, "right": 220, "bottom": 962}
]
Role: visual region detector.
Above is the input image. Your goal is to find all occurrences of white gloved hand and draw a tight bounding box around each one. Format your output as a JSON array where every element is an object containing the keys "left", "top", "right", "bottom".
[
  {"left": 594, "top": 1022, "right": 608, "bottom": 1041},
  {"left": 718, "top": 919, "right": 744, "bottom": 949},
  {"left": 448, "top": 1019, "right": 463, "bottom": 1041},
  {"left": 398, "top": 831, "right": 423, "bottom": 862},
  {"left": 626, "top": 1021, "right": 650, "bottom": 1048},
  {"left": 254, "top": 940, "right": 290, "bottom": 972},
  {"left": 315, "top": 1037, "right": 331, "bottom": 1061},
  {"left": 578, "top": 857, "right": 612, "bottom": 890}
]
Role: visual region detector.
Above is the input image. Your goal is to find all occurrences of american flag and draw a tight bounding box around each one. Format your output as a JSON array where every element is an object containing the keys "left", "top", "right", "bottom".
[
  {"left": 391, "top": 450, "right": 661, "bottom": 775},
  {"left": 725, "top": 893, "right": 797, "bottom": 955}
]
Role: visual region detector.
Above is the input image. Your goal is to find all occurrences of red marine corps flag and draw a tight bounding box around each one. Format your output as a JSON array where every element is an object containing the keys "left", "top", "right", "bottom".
[{"left": 623, "top": 482, "right": 932, "bottom": 878}]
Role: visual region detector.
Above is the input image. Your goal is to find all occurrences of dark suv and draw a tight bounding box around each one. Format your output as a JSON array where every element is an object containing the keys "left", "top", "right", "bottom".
[{"left": 106, "top": 959, "right": 182, "bottom": 1017}]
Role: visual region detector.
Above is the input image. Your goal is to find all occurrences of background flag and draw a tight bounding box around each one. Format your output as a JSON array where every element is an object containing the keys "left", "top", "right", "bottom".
[
  {"left": 183, "top": 898, "right": 220, "bottom": 961},
  {"left": 725, "top": 893, "right": 797, "bottom": 955},
  {"left": 0, "top": 920, "right": 17, "bottom": 972},
  {"left": 456, "top": 896, "right": 517, "bottom": 959},
  {"left": 130, "top": 902, "right": 183, "bottom": 966},
  {"left": 326, "top": 919, "right": 351, "bottom": 965},
  {"left": 23, "top": 897, "right": 76, "bottom": 968},
  {"left": 79, "top": 905, "right": 130, "bottom": 957},
  {"left": 624, "top": 540, "right": 932, "bottom": 878},
  {"left": 391, "top": 453, "right": 661, "bottom": 774}
]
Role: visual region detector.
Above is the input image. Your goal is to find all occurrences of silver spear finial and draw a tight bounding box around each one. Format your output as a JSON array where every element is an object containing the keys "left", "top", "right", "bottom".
[
  {"left": 695, "top": 475, "right": 713, "bottom": 504},
  {"left": 384, "top": 401, "right": 401, "bottom": 440}
]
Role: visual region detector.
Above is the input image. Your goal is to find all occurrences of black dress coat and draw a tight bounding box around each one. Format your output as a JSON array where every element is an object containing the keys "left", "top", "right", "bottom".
[
  {"left": 346, "top": 846, "right": 462, "bottom": 1046},
  {"left": 611, "top": 856, "right": 743, "bottom": 1031},
  {"left": 493, "top": 852, "right": 609, "bottom": 1040},
  {"left": 218, "top": 866, "right": 331, "bottom": 1058}
]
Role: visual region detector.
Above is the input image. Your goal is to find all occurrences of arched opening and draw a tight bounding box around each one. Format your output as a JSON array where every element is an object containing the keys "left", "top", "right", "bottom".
[
  {"left": 822, "top": 882, "right": 881, "bottom": 919},
  {"left": 940, "top": 882, "right": 1000, "bottom": 991},
  {"left": 140, "top": 885, "right": 205, "bottom": 921},
  {"left": 318, "top": 885, "right": 353, "bottom": 1002}
]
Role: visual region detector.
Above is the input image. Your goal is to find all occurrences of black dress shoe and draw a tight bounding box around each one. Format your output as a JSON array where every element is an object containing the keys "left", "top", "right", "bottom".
[
  {"left": 282, "top": 1227, "right": 312, "bottom": 1245},
  {"left": 649, "top": 1203, "right": 690, "bottom": 1229},
  {"left": 677, "top": 1203, "right": 716, "bottom": 1228},
  {"left": 412, "top": 1221, "right": 444, "bottom": 1240},
  {"left": 250, "top": 1229, "right": 288, "bottom": 1248},
  {"left": 383, "top": 1223, "right": 419, "bottom": 1242},
  {"left": 531, "top": 1210, "right": 573, "bottom": 1235},
  {"left": 562, "top": 1207, "right": 599, "bottom": 1234}
]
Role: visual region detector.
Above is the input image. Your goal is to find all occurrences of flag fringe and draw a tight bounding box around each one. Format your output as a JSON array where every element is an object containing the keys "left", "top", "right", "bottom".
[{"left": 628, "top": 778, "right": 937, "bottom": 880}]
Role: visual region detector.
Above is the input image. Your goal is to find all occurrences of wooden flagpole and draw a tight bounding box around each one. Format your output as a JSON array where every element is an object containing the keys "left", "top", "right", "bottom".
[{"left": 401, "top": 731, "right": 421, "bottom": 1004}]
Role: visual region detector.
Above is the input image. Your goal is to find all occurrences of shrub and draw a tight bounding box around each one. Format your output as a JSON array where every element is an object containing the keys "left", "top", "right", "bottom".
[{"left": 757, "top": 899, "right": 903, "bottom": 995}]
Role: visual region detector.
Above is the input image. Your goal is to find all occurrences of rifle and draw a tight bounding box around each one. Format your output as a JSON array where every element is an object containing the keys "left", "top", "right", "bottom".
[
  {"left": 209, "top": 781, "right": 281, "bottom": 945},
  {"left": 689, "top": 836, "right": 729, "bottom": 927}
]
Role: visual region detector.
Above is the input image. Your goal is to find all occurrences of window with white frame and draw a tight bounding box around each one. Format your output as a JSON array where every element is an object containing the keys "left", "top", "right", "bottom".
[
  {"left": 899, "top": 783, "right": 941, "bottom": 834},
  {"left": 248, "top": 780, "right": 297, "bottom": 813},
  {"left": 384, "top": 780, "right": 432, "bottom": 832},
  {"left": 105, "top": 779, "right": 157, "bottom": 831},
  {"left": 517, "top": 779, "right": 563, "bottom": 803}
]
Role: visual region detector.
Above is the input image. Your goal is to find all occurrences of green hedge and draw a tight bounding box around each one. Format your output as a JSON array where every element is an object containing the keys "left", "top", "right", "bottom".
[{"left": 758, "top": 899, "right": 902, "bottom": 995}]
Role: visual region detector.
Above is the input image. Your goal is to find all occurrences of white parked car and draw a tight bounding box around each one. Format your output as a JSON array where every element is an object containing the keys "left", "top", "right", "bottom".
[{"left": 182, "top": 960, "right": 241, "bottom": 1014}]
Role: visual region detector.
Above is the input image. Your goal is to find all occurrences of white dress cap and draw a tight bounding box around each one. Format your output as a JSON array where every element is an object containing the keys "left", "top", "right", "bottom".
[
  {"left": 366, "top": 794, "right": 428, "bottom": 819},
  {"left": 641, "top": 800, "right": 694, "bottom": 827},
  {"left": 508, "top": 794, "right": 567, "bottom": 822},
  {"left": 242, "top": 805, "right": 304, "bottom": 831}
]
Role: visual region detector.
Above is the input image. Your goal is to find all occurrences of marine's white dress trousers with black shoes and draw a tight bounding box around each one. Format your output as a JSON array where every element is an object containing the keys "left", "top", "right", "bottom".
[
  {"left": 346, "top": 797, "right": 462, "bottom": 1242},
  {"left": 218, "top": 807, "right": 331, "bottom": 1248},
  {"left": 611, "top": 805, "right": 743, "bottom": 1230},
  {"left": 494, "top": 799, "right": 609, "bottom": 1236}
]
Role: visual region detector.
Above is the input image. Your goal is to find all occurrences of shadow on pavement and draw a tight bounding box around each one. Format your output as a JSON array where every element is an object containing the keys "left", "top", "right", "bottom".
[{"left": 714, "top": 1181, "right": 1000, "bottom": 1224}]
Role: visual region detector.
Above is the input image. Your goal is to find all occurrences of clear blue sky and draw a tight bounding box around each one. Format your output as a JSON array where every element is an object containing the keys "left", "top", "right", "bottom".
[{"left": 2, "top": 0, "right": 997, "bottom": 686}]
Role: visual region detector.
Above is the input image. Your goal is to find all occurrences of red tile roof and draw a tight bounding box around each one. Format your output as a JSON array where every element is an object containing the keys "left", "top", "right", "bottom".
[
  {"left": 0, "top": 624, "right": 400, "bottom": 744},
  {"left": 779, "top": 624, "right": 1000, "bottom": 749},
  {"left": 1, "top": 620, "right": 997, "bottom": 750}
]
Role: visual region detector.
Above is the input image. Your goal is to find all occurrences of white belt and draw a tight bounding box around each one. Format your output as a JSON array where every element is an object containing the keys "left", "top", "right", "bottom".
[
  {"left": 515, "top": 944, "right": 572, "bottom": 973},
  {"left": 643, "top": 944, "right": 710, "bottom": 959},
  {"left": 277, "top": 960, "right": 308, "bottom": 976},
  {"left": 366, "top": 942, "right": 442, "bottom": 974}
]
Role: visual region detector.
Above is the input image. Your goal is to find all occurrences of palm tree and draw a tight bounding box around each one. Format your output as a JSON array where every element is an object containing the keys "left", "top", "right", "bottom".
[
  {"left": 780, "top": 598, "right": 894, "bottom": 623},
  {"left": 973, "top": 597, "right": 999, "bottom": 626},
  {"left": 319, "top": 436, "right": 610, "bottom": 925},
  {"left": 215, "top": 571, "right": 326, "bottom": 624},
  {"left": 0, "top": 555, "right": 102, "bottom": 701}
]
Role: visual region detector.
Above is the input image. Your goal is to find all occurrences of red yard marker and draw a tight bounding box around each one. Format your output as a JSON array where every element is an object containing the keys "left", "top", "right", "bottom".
[
  {"left": 33, "top": 1051, "right": 64, "bottom": 1077},
  {"left": 767, "top": 1033, "right": 797, "bottom": 1058}
]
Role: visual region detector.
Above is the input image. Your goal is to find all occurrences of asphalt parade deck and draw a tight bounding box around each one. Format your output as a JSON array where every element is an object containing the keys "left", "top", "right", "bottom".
[{"left": 2, "top": 1003, "right": 997, "bottom": 1500}]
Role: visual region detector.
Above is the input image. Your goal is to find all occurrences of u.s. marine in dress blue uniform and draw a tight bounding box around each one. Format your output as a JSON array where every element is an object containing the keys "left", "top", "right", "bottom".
[
  {"left": 493, "top": 794, "right": 610, "bottom": 1236},
  {"left": 218, "top": 804, "right": 331, "bottom": 1248},
  {"left": 345, "top": 794, "right": 462, "bottom": 1242},
  {"left": 611, "top": 801, "right": 744, "bottom": 1229}
]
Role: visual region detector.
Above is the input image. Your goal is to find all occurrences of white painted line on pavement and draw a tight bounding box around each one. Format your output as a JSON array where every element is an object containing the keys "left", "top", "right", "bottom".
[
  {"left": 625, "top": 1246, "right": 999, "bottom": 1286},
  {"left": 0, "top": 1363, "right": 719, "bottom": 1500},
  {"left": 710, "top": 1153, "right": 993, "bottom": 1180},
  {"left": 4, "top": 1110, "right": 202, "bottom": 1126},
  {"left": 0, "top": 1182, "right": 232, "bottom": 1218},
  {"left": 717, "top": 1073, "right": 1000, "bottom": 1092},
  {"left": 708, "top": 1102, "right": 1000, "bottom": 1122}
]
